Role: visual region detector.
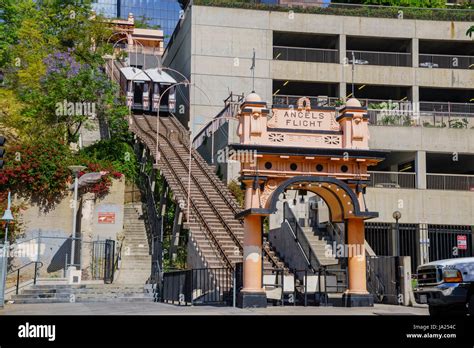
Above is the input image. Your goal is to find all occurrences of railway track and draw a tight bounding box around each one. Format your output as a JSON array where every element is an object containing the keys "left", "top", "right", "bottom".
[{"left": 130, "top": 112, "right": 286, "bottom": 272}]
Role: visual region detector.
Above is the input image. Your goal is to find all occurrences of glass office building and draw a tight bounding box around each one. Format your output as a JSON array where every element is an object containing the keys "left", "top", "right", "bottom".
[
  {"left": 93, "top": 0, "right": 182, "bottom": 43},
  {"left": 93, "top": 0, "right": 118, "bottom": 17}
]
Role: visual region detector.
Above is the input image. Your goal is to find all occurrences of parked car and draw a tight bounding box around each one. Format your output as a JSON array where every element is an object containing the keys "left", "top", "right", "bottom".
[{"left": 414, "top": 257, "right": 474, "bottom": 316}]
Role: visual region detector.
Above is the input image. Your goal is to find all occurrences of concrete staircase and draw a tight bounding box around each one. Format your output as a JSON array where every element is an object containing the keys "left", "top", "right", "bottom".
[
  {"left": 115, "top": 204, "right": 152, "bottom": 284},
  {"left": 131, "top": 114, "right": 286, "bottom": 272},
  {"left": 11, "top": 283, "right": 154, "bottom": 303},
  {"left": 301, "top": 226, "right": 339, "bottom": 266}
]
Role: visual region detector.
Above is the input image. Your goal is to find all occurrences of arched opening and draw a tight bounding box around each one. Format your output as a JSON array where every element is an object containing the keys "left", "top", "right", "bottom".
[{"left": 264, "top": 176, "right": 377, "bottom": 221}]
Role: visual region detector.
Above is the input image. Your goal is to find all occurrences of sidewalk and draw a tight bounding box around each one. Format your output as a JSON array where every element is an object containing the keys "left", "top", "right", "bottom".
[{"left": 1, "top": 302, "right": 429, "bottom": 316}]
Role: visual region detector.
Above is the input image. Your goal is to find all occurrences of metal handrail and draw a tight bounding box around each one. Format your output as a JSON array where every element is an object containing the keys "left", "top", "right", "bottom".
[
  {"left": 349, "top": 49, "right": 411, "bottom": 56},
  {"left": 426, "top": 172, "right": 474, "bottom": 178},
  {"left": 420, "top": 52, "right": 474, "bottom": 59},
  {"left": 274, "top": 45, "right": 337, "bottom": 52},
  {"left": 327, "top": 222, "right": 344, "bottom": 250},
  {"left": 7, "top": 261, "right": 44, "bottom": 295},
  {"left": 348, "top": 49, "right": 411, "bottom": 67},
  {"left": 366, "top": 256, "right": 385, "bottom": 302},
  {"left": 283, "top": 202, "right": 320, "bottom": 272},
  {"left": 273, "top": 45, "right": 339, "bottom": 63},
  {"left": 369, "top": 170, "right": 416, "bottom": 175}
]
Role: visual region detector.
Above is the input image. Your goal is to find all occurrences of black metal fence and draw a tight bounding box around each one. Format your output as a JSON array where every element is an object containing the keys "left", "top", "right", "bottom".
[
  {"left": 91, "top": 239, "right": 115, "bottom": 283},
  {"left": 427, "top": 224, "right": 473, "bottom": 261},
  {"left": 161, "top": 267, "right": 234, "bottom": 306},
  {"left": 366, "top": 256, "right": 400, "bottom": 305},
  {"left": 365, "top": 222, "right": 474, "bottom": 272}
]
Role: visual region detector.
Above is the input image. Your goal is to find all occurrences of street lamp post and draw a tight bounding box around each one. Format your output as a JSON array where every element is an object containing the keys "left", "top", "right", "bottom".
[
  {"left": 393, "top": 210, "right": 402, "bottom": 256},
  {"left": 0, "top": 191, "right": 14, "bottom": 308},
  {"left": 68, "top": 165, "right": 86, "bottom": 270}
]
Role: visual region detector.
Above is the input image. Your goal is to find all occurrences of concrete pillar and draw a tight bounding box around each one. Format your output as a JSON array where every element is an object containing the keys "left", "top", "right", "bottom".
[
  {"left": 410, "top": 38, "right": 420, "bottom": 117},
  {"left": 80, "top": 193, "right": 96, "bottom": 280},
  {"left": 343, "top": 218, "right": 373, "bottom": 307},
  {"left": 399, "top": 256, "right": 413, "bottom": 306},
  {"left": 411, "top": 85, "right": 420, "bottom": 114},
  {"left": 339, "top": 34, "right": 347, "bottom": 101},
  {"left": 415, "top": 150, "right": 427, "bottom": 189},
  {"left": 339, "top": 34, "right": 346, "bottom": 65},
  {"left": 411, "top": 38, "right": 419, "bottom": 68}
]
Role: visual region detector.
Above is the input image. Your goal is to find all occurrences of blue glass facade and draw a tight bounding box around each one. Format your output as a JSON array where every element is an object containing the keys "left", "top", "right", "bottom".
[
  {"left": 93, "top": 0, "right": 181, "bottom": 43},
  {"left": 93, "top": 0, "right": 118, "bottom": 17}
]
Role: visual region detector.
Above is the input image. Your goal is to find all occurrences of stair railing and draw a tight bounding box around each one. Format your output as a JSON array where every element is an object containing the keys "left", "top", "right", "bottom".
[
  {"left": 137, "top": 168, "right": 163, "bottom": 284},
  {"left": 366, "top": 256, "right": 386, "bottom": 303},
  {"left": 283, "top": 202, "right": 321, "bottom": 273},
  {"left": 7, "top": 261, "right": 44, "bottom": 295},
  {"left": 327, "top": 222, "right": 345, "bottom": 254}
]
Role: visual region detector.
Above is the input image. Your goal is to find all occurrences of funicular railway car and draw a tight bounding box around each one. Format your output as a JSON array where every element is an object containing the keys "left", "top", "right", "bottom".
[
  {"left": 119, "top": 66, "right": 177, "bottom": 114},
  {"left": 119, "top": 66, "right": 151, "bottom": 112},
  {"left": 145, "top": 68, "right": 177, "bottom": 113}
]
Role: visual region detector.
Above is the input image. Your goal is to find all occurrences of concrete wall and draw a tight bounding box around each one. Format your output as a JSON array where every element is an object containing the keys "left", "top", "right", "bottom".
[
  {"left": 163, "top": 4, "right": 193, "bottom": 129},
  {"left": 163, "top": 5, "right": 474, "bottom": 134},
  {"left": 11, "top": 179, "right": 125, "bottom": 277},
  {"left": 195, "top": 120, "right": 241, "bottom": 183},
  {"left": 369, "top": 126, "right": 474, "bottom": 153},
  {"left": 187, "top": 236, "right": 209, "bottom": 269},
  {"left": 365, "top": 187, "right": 474, "bottom": 225}
]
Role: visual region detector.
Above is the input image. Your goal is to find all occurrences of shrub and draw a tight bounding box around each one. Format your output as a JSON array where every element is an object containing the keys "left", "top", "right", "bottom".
[{"left": 228, "top": 180, "right": 244, "bottom": 208}]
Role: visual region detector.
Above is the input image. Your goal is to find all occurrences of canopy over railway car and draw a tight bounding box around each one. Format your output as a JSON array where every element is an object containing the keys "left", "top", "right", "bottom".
[{"left": 119, "top": 66, "right": 177, "bottom": 113}]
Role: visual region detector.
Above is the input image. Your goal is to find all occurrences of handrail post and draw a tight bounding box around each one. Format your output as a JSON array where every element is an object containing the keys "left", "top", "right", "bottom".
[
  {"left": 304, "top": 269, "right": 307, "bottom": 307},
  {"left": 16, "top": 269, "right": 20, "bottom": 295},
  {"left": 232, "top": 267, "right": 236, "bottom": 308},
  {"left": 34, "top": 262, "right": 38, "bottom": 285}
]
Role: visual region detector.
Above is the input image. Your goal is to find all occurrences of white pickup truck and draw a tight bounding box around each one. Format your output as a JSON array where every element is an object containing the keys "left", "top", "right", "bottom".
[{"left": 414, "top": 257, "right": 474, "bottom": 316}]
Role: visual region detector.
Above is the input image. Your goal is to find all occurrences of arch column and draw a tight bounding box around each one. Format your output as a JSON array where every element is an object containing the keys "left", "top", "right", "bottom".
[
  {"left": 342, "top": 217, "right": 374, "bottom": 307},
  {"left": 238, "top": 179, "right": 267, "bottom": 308}
]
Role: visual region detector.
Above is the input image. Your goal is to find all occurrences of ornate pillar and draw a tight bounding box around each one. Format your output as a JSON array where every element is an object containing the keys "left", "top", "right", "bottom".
[
  {"left": 238, "top": 179, "right": 267, "bottom": 308},
  {"left": 342, "top": 217, "right": 373, "bottom": 307}
]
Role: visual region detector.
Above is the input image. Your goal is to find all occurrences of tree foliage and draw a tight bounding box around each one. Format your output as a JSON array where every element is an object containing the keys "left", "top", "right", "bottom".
[
  {"left": 0, "top": 0, "right": 137, "bottom": 236},
  {"left": 0, "top": 0, "right": 123, "bottom": 144}
]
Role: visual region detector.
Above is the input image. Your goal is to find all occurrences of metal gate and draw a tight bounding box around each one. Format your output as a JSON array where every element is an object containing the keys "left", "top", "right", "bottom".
[
  {"left": 91, "top": 239, "right": 115, "bottom": 283},
  {"left": 161, "top": 267, "right": 233, "bottom": 305},
  {"left": 366, "top": 256, "right": 400, "bottom": 305}
]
